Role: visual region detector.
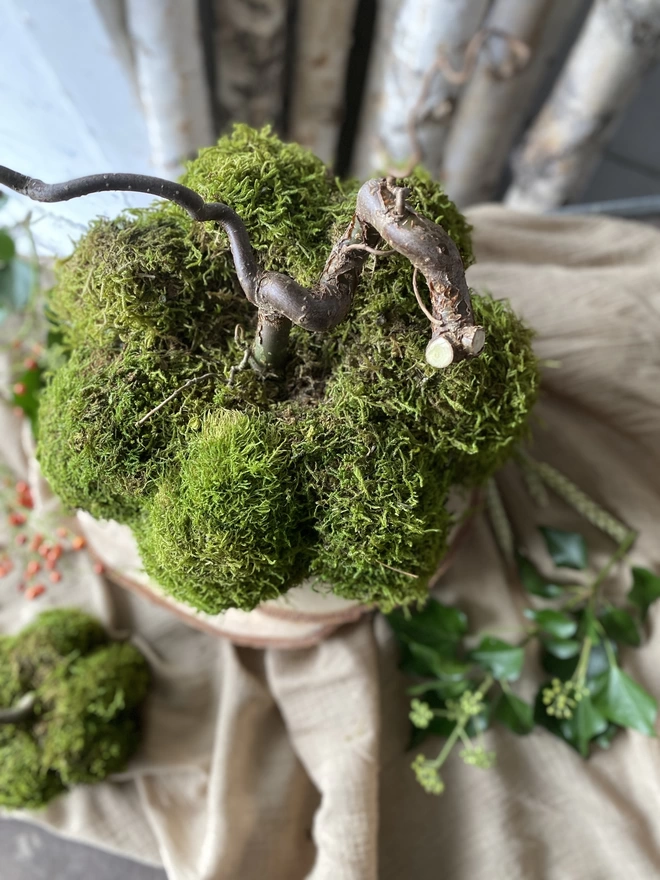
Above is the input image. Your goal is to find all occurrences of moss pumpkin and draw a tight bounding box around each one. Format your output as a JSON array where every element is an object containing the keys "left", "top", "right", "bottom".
[{"left": 38, "top": 126, "right": 539, "bottom": 613}]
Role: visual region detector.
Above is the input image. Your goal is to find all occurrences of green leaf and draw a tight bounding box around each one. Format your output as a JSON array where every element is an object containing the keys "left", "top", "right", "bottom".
[
  {"left": 515, "top": 552, "right": 563, "bottom": 598},
  {"left": 400, "top": 642, "right": 468, "bottom": 680},
  {"left": 493, "top": 692, "right": 533, "bottom": 735},
  {"left": 12, "top": 363, "right": 44, "bottom": 429},
  {"left": 561, "top": 696, "right": 608, "bottom": 758},
  {"left": 0, "top": 258, "right": 34, "bottom": 315},
  {"left": 541, "top": 637, "right": 581, "bottom": 660},
  {"left": 594, "top": 723, "right": 619, "bottom": 750},
  {"left": 524, "top": 609, "right": 577, "bottom": 639},
  {"left": 387, "top": 598, "right": 467, "bottom": 652},
  {"left": 593, "top": 666, "right": 657, "bottom": 736},
  {"left": 540, "top": 641, "right": 614, "bottom": 680},
  {"left": 628, "top": 567, "right": 660, "bottom": 621},
  {"left": 539, "top": 527, "right": 588, "bottom": 570},
  {"left": 599, "top": 607, "right": 640, "bottom": 647},
  {"left": 468, "top": 636, "right": 524, "bottom": 682},
  {"left": 0, "top": 230, "right": 15, "bottom": 263},
  {"left": 408, "top": 713, "right": 455, "bottom": 749}
]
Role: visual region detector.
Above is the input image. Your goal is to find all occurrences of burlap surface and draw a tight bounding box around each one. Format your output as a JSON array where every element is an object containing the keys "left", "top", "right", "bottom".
[{"left": 2, "top": 206, "right": 659, "bottom": 879}]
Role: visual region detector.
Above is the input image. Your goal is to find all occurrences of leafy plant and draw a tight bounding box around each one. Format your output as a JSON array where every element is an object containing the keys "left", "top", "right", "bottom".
[{"left": 387, "top": 459, "right": 659, "bottom": 793}]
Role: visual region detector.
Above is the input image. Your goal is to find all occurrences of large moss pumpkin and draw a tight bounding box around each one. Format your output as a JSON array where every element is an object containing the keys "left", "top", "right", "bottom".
[{"left": 38, "top": 126, "right": 538, "bottom": 613}]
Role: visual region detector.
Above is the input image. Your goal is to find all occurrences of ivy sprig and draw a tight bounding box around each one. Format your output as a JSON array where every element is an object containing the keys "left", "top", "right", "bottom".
[{"left": 387, "top": 465, "right": 660, "bottom": 795}]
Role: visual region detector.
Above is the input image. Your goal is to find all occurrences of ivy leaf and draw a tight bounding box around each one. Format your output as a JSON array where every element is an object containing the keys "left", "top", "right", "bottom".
[
  {"left": 0, "top": 230, "right": 15, "bottom": 263},
  {"left": 628, "top": 567, "right": 660, "bottom": 621},
  {"left": 540, "top": 641, "right": 614, "bottom": 680},
  {"left": 400, "top": 643, "right": 468, "bottom": 679},
  {"left": 599, "top": 607, "right": 640, "bottom": 647},
  {"left": 524, "top": 609, "right": 578, "bottom": 639},
  {"left": 540, "top": 527, "right": 588, "bottom": 570},
  {"left": 541, "top": 637, "right": 581, "bottom": 660},
  {"left": 387, "top": 599, "right": 467, "bottom": 654},
  {"left": 594, "top": 723, "right": 620, "bottom": 750},
  {"left": 515, "top": 552, "right": 563, "bottom": 598},
  {"left": 468, "top": 636, "right": 524, "bottom": 682},
  {"left": 593, "top": 666, "right": 657, "bottom": 736},
  {"left": 561, "top": 696, "right": 608, "bottom": 757},
  {"left": 493, "top": 691, "right": 534, "bottom": 735}
]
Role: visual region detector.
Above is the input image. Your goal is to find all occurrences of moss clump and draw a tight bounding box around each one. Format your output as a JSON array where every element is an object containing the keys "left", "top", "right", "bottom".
[
  {"left": 0, "top": 609, "right": 150, "bottom": 809},
  {"left": 38, "top": 125, "right": 539, "bottom": 613},
  {"left": 137, "top": 409, "right": 310, "bottom": 614}
]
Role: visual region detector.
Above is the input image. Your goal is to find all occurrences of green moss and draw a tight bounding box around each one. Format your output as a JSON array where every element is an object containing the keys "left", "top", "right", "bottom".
[
  {"left": 38, "top": 126, "right": 539, "bottom": 613},
  {"left": 0, "top": 610, "right": 149, "bottom": 810},
  {"left": 137, "top": 409, "right": 309, "bottom": 613}
]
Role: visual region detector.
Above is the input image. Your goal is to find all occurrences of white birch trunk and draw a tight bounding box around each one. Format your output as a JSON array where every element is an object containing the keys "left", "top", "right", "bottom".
[
  {"left": 442, "top": 0, "right": 584, "bottom": 207},
  {"left": 351, "top": 0, "right": 402, "bottom": 179},
  {"left": 126, "top": 0, "right": 214, "bottom": 177},
  {"left": 213, "top": 0, "right": 289, "bottom": 131},
  {"left": 505, "top": 0, "right": 660, "bottom": 212},
  {"left": 370, "top": 0, "right": 491, "bottom": 177},
  {"left": 288, "top": 0, "right": 359, "bottom": 166}
]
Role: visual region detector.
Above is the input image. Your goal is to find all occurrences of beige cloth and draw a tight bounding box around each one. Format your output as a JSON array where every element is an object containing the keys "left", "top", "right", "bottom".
[{"left": 2, "top": 206, "right": 660, "bottom": 879}]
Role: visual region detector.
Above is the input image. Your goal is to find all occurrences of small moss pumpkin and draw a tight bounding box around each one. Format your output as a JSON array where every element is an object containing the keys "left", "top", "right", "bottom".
[
  {"left": 0, "top": 609, "right": 149, "bottom": 809},
  {"left": 38, "top": 126, "right": 538, "bottom": 613}
]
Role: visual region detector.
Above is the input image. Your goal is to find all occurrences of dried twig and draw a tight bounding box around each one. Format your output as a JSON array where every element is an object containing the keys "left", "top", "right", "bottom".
[{"left": 135, "top": 373, "right": 215, "bottom": 426}]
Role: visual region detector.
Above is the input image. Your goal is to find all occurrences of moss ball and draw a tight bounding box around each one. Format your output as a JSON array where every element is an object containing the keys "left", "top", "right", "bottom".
[
  {"left": 38, "top": 125, "right": 539, "bottom": 613},
  {"left": 0, "top": 609, "right": 150, "bottom": 809}
]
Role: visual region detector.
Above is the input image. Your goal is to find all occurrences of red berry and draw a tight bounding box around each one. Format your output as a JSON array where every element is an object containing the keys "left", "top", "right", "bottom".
[
  {"left": 15, "top": 534, "right": 27, "bottom": 546},
  {"left": 9, "top": 512, "right": 26, "bottom": 526},
  {"left": 45, "top": 558, "right": 56, "bottom": 571},
  {"left": 13, "top": 383, "right": 26, "bottom": 396},
  {"left": 38, "top": 543, "right": 50, "bottom": 557},
  {"left": 18, "top": 491, "right": 33, "bottom": 510},
  {"left": 56, "top": 527, "right": 68, "bottom": 539},
  {"left": 71, "top": 536, "right": 86, "bottom": 551},
  {"left": 30, "top": 533, "right": 43, "bottom": 552},
  {"left": 25, "top": 584, "right": 46, "bottom": 600},
  {"left": 49, "top": 571, "right": 62, "bottom": 583},
  {"left": 93, "top": 562, "right": 105, "bottom": 576},
  {"left": 48, "top": 544, "right": 63, "bottom": 561},
  {"left": 15, "top": 481, "right": 29, "bottom": 494},
  {"left": 24, "top": 358, "right": 38, "bottom": 371},
  {"left": 25, "top": 560, "right": 40, "bottom": 577}
]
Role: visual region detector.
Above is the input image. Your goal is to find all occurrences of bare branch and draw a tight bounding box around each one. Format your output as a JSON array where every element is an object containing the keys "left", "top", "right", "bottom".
[{"left": 0, "top": 691, "right": 36, "bottom": 724}]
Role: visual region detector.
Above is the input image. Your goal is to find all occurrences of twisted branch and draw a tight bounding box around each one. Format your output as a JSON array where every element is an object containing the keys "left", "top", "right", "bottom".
[{"left": 0, "top": 166, "right": 483, "bottom": 369}]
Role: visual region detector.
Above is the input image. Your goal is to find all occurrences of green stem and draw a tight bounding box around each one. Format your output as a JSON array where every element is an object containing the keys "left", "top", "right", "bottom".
[
  {"left": 574, "top": 637, "right": 592, "bottom": 686},
  {"left": 431, "top": 720, "right": 463, "bottom": 768}
]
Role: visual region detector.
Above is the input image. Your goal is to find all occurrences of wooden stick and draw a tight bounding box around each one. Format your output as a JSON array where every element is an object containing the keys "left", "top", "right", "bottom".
[
  {"left": 288, "top": 0, "right": 359, "bottom": 166},
  {"left": 213, "top": 0, "right": 289, "bottom": 131},
  {"left": 369, "top": 0, "right": 491, "bottom": 178},
  {"left": 442, "top": 0, "right": 583, "bottom": 207},
  {"left": 505, "top": 0, "right": 660, "bottom": 212}
]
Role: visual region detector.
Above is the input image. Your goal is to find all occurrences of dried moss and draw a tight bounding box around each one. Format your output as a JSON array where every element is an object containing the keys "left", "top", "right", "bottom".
[
  {"left": 38, "top": 126, "right": 539, "bottom": 612},
  {"left": 0, "top": 609, "right": 150, "bottom": 809}
]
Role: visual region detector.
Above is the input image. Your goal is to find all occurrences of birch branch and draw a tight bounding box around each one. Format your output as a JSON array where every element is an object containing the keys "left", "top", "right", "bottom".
[
  {"left": 213, "top": 0, "right": 289, "bottom": 131},
  {"left": 289, "top": 0, "right": 359, "bottom": 166},
  {"left": 370, "top": 0, "right": 491, "bottom": 178},
  {"left": 442, "top": 0, "right": 583, "bottom": 207},
  {"left": 505, "top": 0, "right": 660, "bottom": 212},
  {"left": 125, "top": 0, "right": 214, "bottom": 176},
  {"left": 351, "top": 0, "right": 402, "bottom": 179}
]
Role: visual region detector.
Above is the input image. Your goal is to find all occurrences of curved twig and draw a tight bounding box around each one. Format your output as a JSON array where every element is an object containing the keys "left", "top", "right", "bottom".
[{"left": 0, "top": 167, "right": 483, "bottom": 368}]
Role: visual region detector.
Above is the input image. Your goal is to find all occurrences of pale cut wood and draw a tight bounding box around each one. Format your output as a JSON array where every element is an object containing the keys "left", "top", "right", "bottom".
[
  {"left": 126, "top": 0, "right": 215, "bottom": 176},
  {"left": 288, "top": 0, "right": 359, "bottom": 165},
  {"left": 505, "top": 0, "right": 660, "bottom": 212},
  {"left": 351, "top": 0, "right": 402, "bottom": 179},
  {"left": 213, "top": 0, "right": 289, "bottom": 131},
  {"left": 370, "top": 0, "right": 491, "bottom": 178},
  {"left": 442, "top": 0, "right": 585, "bottom": 207}
]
